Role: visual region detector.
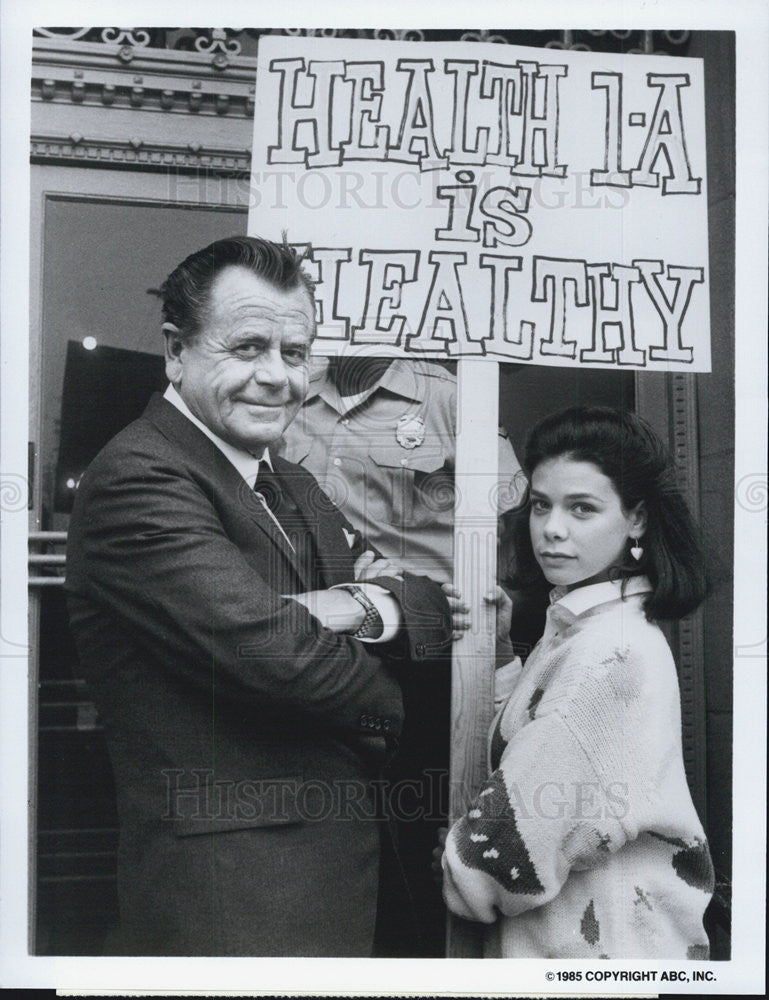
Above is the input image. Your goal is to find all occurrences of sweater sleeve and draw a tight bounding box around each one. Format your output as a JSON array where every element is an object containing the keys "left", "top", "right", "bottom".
[{"left": 443, "top": 646, "right": 642, "bottom": 923}]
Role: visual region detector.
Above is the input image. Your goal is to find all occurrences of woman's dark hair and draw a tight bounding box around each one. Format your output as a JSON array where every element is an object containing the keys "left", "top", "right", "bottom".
[
  {"left": 160, "top": 235, "right": 315, "bottom": 341},
  {"left": 510, "top": 405, "right": 707, "bottom": 621}
]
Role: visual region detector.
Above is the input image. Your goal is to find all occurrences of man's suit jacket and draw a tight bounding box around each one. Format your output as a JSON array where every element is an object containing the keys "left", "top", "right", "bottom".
[{"left": 65, "top": 394, "right": 451, "bottom": 956}]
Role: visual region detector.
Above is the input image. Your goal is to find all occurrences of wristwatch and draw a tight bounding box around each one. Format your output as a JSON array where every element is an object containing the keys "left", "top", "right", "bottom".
[{"left": 338, "top": 585, "right": 384, "bottom": 639}]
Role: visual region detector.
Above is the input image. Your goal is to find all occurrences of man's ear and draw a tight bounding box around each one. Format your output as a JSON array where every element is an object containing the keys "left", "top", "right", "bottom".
[
  {"left": 162, "top": 323, "right": 184, "bottom": 383},
  {"left": 629, "top": 501, "right": 648, "bottom": 539}
]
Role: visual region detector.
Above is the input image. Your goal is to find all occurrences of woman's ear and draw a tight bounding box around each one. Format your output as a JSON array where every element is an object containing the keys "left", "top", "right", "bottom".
[{"left": 629, "top": 501, "right": 648, "bottom": 539}]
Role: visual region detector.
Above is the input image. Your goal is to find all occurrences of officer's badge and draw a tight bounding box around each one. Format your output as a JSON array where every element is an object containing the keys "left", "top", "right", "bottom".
[{"left": 395, "top": 414, "right": 425, "bottom": 449}]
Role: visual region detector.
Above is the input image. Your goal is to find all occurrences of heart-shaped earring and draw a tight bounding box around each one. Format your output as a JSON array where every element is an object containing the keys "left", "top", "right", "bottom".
[{"left": 630, "top": 538, "right": 644, "bottom": 561}]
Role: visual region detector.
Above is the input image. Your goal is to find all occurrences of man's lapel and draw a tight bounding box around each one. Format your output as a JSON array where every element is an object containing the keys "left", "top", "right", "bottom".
[
  {"left": 144, "top": 394, "right": 313, "bottom": 591},
  {"left": 272, "top": 454, "right": 356, "bottom": 589}
]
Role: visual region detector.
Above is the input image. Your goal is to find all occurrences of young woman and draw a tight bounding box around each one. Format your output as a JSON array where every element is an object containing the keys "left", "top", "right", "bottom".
[{"left": 441, "top": 406, "right": 714, "bottom": 959}]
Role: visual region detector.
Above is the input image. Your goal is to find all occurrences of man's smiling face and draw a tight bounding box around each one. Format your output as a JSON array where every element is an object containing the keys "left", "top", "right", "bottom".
[{"left": 164, "top": 265, "right": 315, "bottom": 453}]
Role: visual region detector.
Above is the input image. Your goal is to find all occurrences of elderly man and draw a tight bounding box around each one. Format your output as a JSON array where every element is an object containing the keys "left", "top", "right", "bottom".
[{"left": 65, "top": 235, "right": 458, "bottom": 957}]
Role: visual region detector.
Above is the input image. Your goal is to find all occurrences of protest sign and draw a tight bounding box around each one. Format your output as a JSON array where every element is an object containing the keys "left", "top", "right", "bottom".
[{"left": 251, "top": 35, "right": 709, "bottom": 371}]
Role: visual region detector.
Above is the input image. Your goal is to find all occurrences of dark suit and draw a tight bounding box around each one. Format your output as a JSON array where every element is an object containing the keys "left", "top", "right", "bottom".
[{"left": 65, "top": 394, "right": 450, "bottom": 956}]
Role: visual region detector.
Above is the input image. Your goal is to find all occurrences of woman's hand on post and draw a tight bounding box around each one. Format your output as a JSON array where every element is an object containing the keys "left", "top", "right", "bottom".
[
  {"left": 431, "top": 826, "right": 448, "bottom": 886},
  {"left": 441, "top": 583, "right": 471, "bottom": 641},
  {"left": 484, "top": 586, "right": 516, "bottom": 666}
]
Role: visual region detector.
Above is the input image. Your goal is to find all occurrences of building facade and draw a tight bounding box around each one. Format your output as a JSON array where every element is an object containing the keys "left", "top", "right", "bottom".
[{"left": 28, "top": 26, "right": 733, "bottom": 957}]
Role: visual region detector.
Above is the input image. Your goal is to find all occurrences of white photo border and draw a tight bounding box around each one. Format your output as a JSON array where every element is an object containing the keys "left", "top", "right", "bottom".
[{"left": 1, "top": 0, "right": 766, "bottom": 995}]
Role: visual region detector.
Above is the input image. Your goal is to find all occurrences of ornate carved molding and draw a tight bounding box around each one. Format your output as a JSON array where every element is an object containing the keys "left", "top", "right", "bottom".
[
  {"left": 31, "top": 37, "right": 257, "bottom": 117},
  {"left": 635, "top": 371, "right": 707, "bottom": 820},
  {"left": 31, "top": 36, "right": 256, "bottom": 172},
  {"left": 668, "top": 374, "right": 707, "bottom": 816},
  {"left": 670, "top": 373, "right": 702, "bottom": 517},
  {"left": 32, "top": 74, "right": 254, "bottom": 118},
  {"left": 30, "top": 133, "right": 251, "bottom": 174}
]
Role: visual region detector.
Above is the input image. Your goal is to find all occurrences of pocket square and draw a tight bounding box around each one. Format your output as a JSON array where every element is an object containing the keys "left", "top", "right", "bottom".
[{"left": 342, "top": 528, "right": 356, "bottom": 549}]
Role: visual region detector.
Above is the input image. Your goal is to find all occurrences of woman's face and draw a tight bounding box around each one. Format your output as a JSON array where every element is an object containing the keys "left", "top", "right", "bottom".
[{"left": 529, "top": 455, "right": 646, "bottom": 591}]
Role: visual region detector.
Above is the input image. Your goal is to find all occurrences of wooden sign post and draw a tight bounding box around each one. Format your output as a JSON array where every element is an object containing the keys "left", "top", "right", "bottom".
[{"left": 446, "top": 359, "right": 500, "bottom": 957}]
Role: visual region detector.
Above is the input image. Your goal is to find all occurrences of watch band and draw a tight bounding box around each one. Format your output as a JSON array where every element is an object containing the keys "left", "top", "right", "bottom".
[{"left": 338, "top": 585, "right": 384, "bottom": 639}]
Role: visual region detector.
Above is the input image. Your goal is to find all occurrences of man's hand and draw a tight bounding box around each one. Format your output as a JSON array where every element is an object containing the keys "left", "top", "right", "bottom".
[
  {"left": 354, "top": 549, "right": 404, "bottom": 582},
  {"left": 441, "top": 583, "right": 471, "bottom": 642}
]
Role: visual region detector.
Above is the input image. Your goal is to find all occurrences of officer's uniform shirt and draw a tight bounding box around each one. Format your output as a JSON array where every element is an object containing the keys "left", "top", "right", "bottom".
[{"left": 280, "top": 359, "right": 523, "bottom": 584}]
